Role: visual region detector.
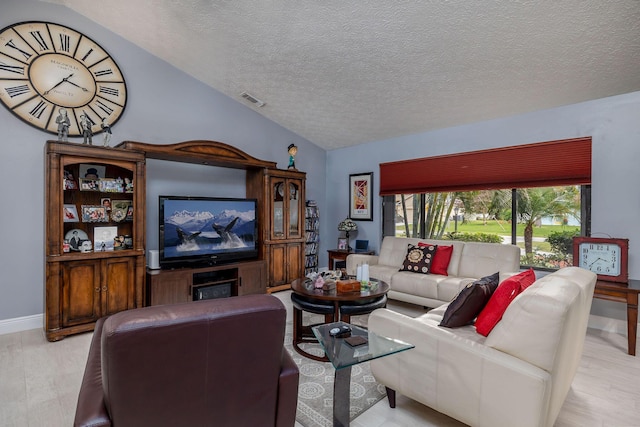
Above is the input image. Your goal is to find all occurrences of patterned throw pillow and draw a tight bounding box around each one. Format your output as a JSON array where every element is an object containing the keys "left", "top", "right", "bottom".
[
  {"left": 439, "top": 272, "right": 500, "bottom": 328},
  {"left": 399, "top": 244, "right": 437, "bottom": 274}
]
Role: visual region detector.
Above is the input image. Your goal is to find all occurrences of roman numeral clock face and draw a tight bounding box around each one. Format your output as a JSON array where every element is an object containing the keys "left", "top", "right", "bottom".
[{"left": 0, "top": 21, "right": 127, "bottom": 136}]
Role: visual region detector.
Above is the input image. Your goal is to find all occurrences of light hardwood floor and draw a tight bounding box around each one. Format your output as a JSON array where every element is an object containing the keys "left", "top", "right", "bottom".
[{"left": 1, "top": 291, "right": 639, "bottom": 426}]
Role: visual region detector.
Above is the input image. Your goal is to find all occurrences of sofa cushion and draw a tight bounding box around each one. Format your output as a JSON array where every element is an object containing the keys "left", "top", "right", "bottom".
[
  {"left": 439, "top": 272, "right": 500, "bottom": 328},
  {"left": 399, "top": 244, "right": 437, "bottom": 274},
  {"left": 390, "top": 270, "right": 440, "bottom": 300},
  {"left": 475, "top": 269, "right": 536, "bottom": 336},
  {"left": 420, "top": 244, "right": 453, "bottom": 276},
  {"left": 457, "top": 242, "right": 522, "bottom": 279}
]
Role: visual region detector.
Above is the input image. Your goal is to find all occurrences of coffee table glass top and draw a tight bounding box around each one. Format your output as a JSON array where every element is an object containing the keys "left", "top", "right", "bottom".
[{"left": 312, "top": 321, "right": 414, "bottom": 370}]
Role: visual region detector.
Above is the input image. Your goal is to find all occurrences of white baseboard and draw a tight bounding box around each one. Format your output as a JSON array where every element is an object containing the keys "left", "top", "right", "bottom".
[
  {"left": 0, "top": 312, "right": 633, "bottom": 337},
  {"left": 0, "top": 314, "right": 43, "bottom": 336}
]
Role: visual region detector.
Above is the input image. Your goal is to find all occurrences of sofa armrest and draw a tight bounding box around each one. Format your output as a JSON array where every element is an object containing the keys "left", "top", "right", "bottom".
[
  {"left": 73, "top": 317, "right": 111, "bottom": 427},
  {"left": 276, "top": 348, "right": 299, "bottom": 427},
  {"left": 368, "top": 309, "right": 553, "bottom": 427},
  {"left": 346, "top": 254, "right": 379, "bottom": 276}
]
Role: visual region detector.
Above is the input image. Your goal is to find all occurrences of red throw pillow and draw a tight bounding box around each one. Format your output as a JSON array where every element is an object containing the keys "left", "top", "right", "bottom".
[
  {"left": 430, "top": 245, "right": 453, "bottom": 276},
  {"left": 475, "top": 269, "right": 536, "bottom": 336}
]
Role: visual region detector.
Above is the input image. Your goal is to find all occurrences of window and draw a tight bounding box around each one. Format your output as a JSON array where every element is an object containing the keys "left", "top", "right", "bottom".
[{"left": 383, "top": 185, "right": 590, "bottom": 270}]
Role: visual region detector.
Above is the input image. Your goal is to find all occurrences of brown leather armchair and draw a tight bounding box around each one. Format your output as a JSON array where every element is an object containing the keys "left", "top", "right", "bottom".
[{"left": 74, "top": 294, "right": 299, "bottom": 427}]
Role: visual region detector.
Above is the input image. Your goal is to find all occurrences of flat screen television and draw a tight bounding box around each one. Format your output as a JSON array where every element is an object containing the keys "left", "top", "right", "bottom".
[{"left": 159, "top": 195, "right": 258, "bottom": 269}]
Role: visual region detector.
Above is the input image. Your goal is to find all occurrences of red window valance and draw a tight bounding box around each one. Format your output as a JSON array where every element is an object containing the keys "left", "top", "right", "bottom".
[{"left": 379, "top": 137, "right": 591, "bottom": 195}]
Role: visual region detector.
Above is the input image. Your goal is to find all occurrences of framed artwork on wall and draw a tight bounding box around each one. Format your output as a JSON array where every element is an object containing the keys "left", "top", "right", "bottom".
[{"left": 349, "top": 172, "right": 373, "bottom": 221}]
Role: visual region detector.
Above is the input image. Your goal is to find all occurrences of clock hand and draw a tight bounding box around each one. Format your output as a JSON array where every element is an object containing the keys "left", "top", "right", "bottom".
[
  {"left": 588, "top": 257, "right": 603, "bottom": 268},
  {"left": 43, "top": 73, "right": 74, "bottom": 95},
  {"left": 65, "top": 78, "right": 89, "bottom": 92}
]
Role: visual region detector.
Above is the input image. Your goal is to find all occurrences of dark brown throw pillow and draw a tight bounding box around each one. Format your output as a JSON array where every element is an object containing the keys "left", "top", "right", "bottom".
[
  {"left": 399, "top": 244, "right": 437, "bottom": 274},
  {"left": 439, "top": 272, "right": 500, "bottom": 328}
]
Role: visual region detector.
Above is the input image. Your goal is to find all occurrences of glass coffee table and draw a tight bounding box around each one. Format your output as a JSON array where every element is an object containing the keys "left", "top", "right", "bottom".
[{"left": 312, "top": 321, "right": 414, "bottom": 427}]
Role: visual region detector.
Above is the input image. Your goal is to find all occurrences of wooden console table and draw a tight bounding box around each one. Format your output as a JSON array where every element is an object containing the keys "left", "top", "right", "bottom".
[
  {"left": 594, "top": 279, "right": 639, "bottom": 356},
  {"left": 327, "top": 249, "right": 374, "bottom": 270}
]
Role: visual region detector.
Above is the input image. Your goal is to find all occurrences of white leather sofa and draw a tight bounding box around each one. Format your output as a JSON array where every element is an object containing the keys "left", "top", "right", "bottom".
[
  {"left": 368, "top": 266, "right": 597, "bottom": 427},
  {"left": 346, "top": 236, "right": 521, "bottom": 308}
]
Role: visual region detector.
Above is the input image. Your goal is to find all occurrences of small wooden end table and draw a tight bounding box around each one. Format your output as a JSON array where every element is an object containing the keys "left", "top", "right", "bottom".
[
  {"left": 594, "top": 279, "right": 639, "bottom": 356},
  {"left": 327, "top": 249, "right": 374, "bottom": 270}
]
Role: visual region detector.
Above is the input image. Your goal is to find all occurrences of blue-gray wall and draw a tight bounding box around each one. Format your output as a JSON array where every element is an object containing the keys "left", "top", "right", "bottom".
[{"left": 0, "top": 0, "right": 326, "bottom": 322}]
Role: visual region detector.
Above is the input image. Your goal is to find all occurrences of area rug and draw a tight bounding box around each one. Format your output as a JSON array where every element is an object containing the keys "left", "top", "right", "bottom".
[{"left": 285, "top": 314, "right": 387, "bottom": 427}]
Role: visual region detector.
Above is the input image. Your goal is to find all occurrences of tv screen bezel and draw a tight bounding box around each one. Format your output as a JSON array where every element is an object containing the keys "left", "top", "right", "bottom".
[{"left": 158, "top": 195, "right": 259, "bottom": 269}]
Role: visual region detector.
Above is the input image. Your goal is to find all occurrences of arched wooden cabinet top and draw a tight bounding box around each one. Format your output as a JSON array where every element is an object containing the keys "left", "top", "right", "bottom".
[{"left": 116, "top": 140, "right": 277, "bottom": 169}]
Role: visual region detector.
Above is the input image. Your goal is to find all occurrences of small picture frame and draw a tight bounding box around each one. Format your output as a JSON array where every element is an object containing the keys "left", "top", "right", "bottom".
[
  {"left": 94, "top": 226, "right": 118, "bottom": 252},
  {"left": 79, "top": 164, "right": 106, "bottom": 180},
  {"left": 79, "top": 178, "right": 99, "bottom": 191},
  {"left": 111, "top": 200, "right": 132, "bottom": 222},
  {"left": 99, "top": 178, "right": 123, "bottom": 193},
  {"left": 81, "top": 205, "right": 108, "bottom": 222},
  {"left": 63, "top": 204, "right": 79, "bottom": 222},
  {"left": 63, "top": 170, "right": 77, "bottom": 190},
  {"left": 337, "top": 238, "right": 348, "bottom": 250},
  {"left": 101, "top": 198, "right": 112, "bottom": 211}
]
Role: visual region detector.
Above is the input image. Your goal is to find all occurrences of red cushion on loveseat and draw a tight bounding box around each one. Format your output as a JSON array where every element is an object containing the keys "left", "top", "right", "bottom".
[
  {"left": 417, "top": 243, "right": 453, "bottom": 275},
  {"left": 475, "top": 268, "right": 536, "bottom": 336}
]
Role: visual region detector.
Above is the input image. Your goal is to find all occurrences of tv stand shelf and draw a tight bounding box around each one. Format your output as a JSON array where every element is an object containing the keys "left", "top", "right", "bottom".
[{"left": 146, "top": 260, "right": 266, "bottom": 306}]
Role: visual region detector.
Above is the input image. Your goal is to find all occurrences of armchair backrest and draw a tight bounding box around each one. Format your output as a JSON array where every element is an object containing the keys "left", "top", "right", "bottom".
[{"left": 100, "top": 294, "right": 288, "bottom": 426}]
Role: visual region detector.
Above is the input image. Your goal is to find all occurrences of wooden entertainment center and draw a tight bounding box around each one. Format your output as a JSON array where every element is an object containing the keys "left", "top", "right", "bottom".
[{"left": 45, "top": 140, "right": 306, "bottom": 340}]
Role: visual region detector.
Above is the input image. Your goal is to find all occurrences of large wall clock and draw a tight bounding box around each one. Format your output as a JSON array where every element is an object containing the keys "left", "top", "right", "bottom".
[
  {"left": 0, "top": 21, "right": 127, "bottom": 136},
  {"left": 573, "top": 236, "right": 629, "bottom": 283}
]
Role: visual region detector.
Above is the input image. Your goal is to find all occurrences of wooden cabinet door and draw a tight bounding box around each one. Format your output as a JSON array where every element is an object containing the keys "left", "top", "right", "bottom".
[
  {"left": 62, "top": 260, "right": 101, "bottom": 327},
  {"left": 269, "top": 244, "right": 288, "bottom": 287},
  {"left": 238, "top": 261, "right": 267, "bottom": 295},
  {"left": 147, "top": 269, "right": 192, "bottom": 306},
  {"left": 103, "top": 257, "right": 136, "bottom": 316},
  {"left": 286, "top": 243, "right": 303, "bottom": 283}
]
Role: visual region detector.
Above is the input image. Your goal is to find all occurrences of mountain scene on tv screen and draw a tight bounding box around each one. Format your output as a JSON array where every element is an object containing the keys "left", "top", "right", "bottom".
[{"left": 164, "top": 207, "right": 256, "bottom": 256}]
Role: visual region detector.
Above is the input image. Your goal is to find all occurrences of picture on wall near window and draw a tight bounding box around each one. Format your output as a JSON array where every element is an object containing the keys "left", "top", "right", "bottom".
[
  {"left": 63, "top": 204, "right": 79, "bottom": 222},
  {"left": 94, "top": 226, "right": 118, "bottom": 252},
  {"left": 337, "top": 237, "right": 348, "bottom": 250},
  {"left": 349, "top": 172, "right": 373, "bottom": 221}
]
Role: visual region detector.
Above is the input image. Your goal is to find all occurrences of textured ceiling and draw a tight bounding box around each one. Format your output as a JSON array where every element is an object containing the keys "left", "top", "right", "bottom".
[{"left": 42, "top": 1, "right": 640, "bottom": 150}]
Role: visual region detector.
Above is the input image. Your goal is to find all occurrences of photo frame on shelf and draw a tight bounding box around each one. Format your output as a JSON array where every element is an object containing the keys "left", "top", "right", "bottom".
[
  {"left": 79, "top": 178, "right": 99, "bottom": 191},
  {"left": 63, "top": 170, "right": 77, "bottom": 190},
  {"left": 337, "top": 237, "right": 348, "bottom": 250},
  {"left": 349, "top": 172, "right": 373, "bottom": 221},
  {"left": 99, "top": 178, "right": 124, "bottom": 193},
  {"left": 79, "top": 164, "right": 106, "bottom": 179},
  {"left": 81, "top": 205, "right": 108, "bottom": 222},
  {"left": 94, "top": 226, "right": 118, "bottom": 252},
  {"left": 111, "top": 200, "right": 132, "bottom": 222},
  {"left": 63, "top": 204, "right": 79, "bottom": 222}
]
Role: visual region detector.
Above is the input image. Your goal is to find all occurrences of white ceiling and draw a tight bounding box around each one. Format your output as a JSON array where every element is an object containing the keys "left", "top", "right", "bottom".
[{"left": 43, "top": 1, "right": 640, "bottom": 150}]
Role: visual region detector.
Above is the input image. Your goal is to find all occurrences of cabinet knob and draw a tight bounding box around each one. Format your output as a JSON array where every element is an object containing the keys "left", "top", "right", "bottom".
[
  {"left": 95, "top": 287, "right": 100, "bottom": 292},
  {"left": 102, "top": 286, "right": 107, "bottom": 292}
]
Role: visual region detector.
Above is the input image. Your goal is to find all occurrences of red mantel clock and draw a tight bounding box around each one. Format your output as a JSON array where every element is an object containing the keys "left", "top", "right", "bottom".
[{"left": 573, "top": 236, "right": 629, "bottom": 283}]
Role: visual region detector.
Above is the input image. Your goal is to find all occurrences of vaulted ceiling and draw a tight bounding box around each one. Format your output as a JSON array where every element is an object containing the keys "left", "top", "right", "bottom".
[{"left": 43, "top": 1, "right": 640, "bottom": 150}]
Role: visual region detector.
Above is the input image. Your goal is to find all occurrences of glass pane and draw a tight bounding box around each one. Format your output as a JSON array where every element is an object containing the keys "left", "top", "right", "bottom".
[
  {"left": 289, "top": 182, "right": 299, "bottom": 235},
  {"left": 388, "top": 185, "right": 585, "bottom": 271},
  {"left": 273, "top": 181, "right": 284, "bottom": 237}
]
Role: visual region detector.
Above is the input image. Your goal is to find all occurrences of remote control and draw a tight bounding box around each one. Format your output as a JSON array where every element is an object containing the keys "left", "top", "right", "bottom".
[{"left": 329, "top": 325, "right": 352, "bottom": 337}]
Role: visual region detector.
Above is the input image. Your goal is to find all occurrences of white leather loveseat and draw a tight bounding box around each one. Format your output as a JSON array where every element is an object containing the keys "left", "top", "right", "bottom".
[
  {"left": 346, "top": 236, "right": 521, "bottom": 308},
  {"left": 368, "top": 266, "right": 597, "bottom": 427}
]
